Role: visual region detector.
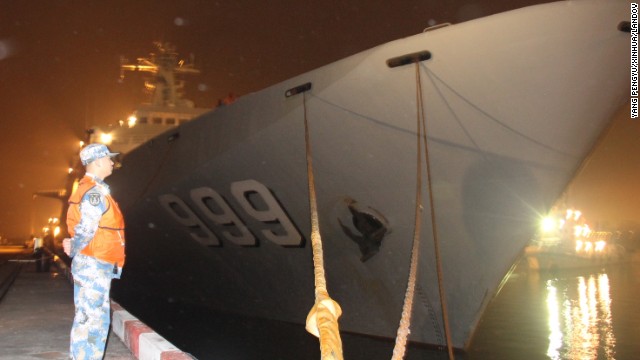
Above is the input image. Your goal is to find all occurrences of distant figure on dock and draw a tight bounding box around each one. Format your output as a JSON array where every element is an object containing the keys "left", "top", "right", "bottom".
[
  {"left": 32, "top": 236, "right": 46, "bottom": 272},
  {"left": 62, "top": 143, "right": 126, "bottom": 360},
  {"left": 34, "top": 231, "right": 54, "bottom": 272}
]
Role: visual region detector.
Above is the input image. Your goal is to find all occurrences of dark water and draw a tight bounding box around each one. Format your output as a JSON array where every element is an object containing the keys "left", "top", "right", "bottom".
[
  {"left": 112, "top": 254, "right": 640, "bottom": 360},
  {"left": 466, "top": 257, "right": 640, "bottom": 360}
]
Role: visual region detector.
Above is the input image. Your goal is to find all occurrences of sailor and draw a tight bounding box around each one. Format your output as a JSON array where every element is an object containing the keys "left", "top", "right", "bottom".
[{"left": 62, "top": 143, "right": 125, "bottom": 360}]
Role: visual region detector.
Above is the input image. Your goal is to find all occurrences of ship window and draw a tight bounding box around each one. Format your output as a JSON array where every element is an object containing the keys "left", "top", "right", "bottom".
[
  {"left": 179, "top": 119, "right": 189, "bottom": 125},
  {"left": 139, "top": 117, "right": 148, "bottom": 124},
  {"left": 166, "top": 118, "right": 176, "bottom": 125},
  {"left": 153, "top": 117, "right": 162, "bottom": 124}
]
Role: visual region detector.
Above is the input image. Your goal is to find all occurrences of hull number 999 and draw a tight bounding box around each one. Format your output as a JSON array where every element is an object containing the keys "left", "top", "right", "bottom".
[{"left": 158, "top": 179, "right": 302, "bottom": 247}]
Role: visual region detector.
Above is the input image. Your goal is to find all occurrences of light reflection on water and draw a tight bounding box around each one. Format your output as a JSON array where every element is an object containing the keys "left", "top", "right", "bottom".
[
  {"left": 468, "top": 259, "right": 640, "bottom": 360},
  {"left": 546, "top": 273, "right": 615, "bottom": 359}
]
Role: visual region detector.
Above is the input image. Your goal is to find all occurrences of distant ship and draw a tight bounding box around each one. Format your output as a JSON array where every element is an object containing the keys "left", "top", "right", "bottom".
[
  {"left": 525, "top": 207, "right": 631, "bottom": 271},
  {"left": 96, "top": 0, "right": 630, "bottom": 355}
]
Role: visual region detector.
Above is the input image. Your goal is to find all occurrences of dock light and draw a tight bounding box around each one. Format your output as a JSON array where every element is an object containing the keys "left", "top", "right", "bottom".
[
  {"left": 541, "top": 216, "right": 557, "bottom": 233},
  {"left": 100, "top": 133, "right": 113, "bottom": 144},
  {"left": 573, "top": 210, "right": 582, "bottom": 221},
  {"left": 595, "top": 240, "right": 606, "bottom": 252},
  {"left": 576, "top": 240, "right": 584, "bottom": 252},
  {"left": 585, "top": 241, "right": 593, "bottom": 252},
  {"left": 574, "top": 225, "right": 583, "bottom": 237},
  {"left": 565, "top": 209, "right": 582, "bottom": 221},
  {"left": 127, "top": 115, "right": 137, "bottom": 128}
]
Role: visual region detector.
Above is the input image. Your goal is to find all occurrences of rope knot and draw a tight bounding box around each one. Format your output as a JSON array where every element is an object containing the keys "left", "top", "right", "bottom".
[{"left": 305, "top": 296, "right": 342, "bottom": 337}]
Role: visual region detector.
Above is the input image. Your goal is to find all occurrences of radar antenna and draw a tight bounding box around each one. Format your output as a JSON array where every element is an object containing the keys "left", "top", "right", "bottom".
[{"left": 119, "top": 42, "right": 200, "bottom": 107}]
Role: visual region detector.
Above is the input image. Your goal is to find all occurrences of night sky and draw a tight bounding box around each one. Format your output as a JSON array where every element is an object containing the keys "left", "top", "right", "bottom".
[{"left": 0, "top": 1, "right": 636, "bottom": 239}]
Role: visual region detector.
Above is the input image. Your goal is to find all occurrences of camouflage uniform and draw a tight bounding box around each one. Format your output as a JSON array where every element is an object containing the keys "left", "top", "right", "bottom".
[{"left": 69, "top": 175, "right": 123, "bottom": 360}]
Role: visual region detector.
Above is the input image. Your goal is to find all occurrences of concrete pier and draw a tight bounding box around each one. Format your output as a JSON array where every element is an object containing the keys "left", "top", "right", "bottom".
[{"left": 0, "top": 259, "right": 135, "bottom": 359}]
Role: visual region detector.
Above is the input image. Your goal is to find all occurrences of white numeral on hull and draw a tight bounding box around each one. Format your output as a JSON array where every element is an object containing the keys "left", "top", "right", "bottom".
[{"left": 159, "top": 179, "right": 302, "bottom": 247}]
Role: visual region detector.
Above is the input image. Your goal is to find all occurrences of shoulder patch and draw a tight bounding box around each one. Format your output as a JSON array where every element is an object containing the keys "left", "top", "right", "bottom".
[{"left": 88, "top": 193, "right": 101, "bottom": 206}]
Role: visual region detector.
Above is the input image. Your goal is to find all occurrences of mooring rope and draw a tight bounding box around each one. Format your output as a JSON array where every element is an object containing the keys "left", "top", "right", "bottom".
[
  {"left": 301, "top": 91, "right": 344, "bottom": 360},
  {"left": 391, "top": 62, "right": 455, "bottom": 360},
  {"left": 419, "top": 64, "right": 456, "bottom": 360},
  {"left": 390, "top": 61, "right": 426, "bottom": 360}
]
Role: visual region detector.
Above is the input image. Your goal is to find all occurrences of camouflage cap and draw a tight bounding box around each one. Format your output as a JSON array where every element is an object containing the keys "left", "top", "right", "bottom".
[{"left": 80, "top": 143, "right": 119, "bottom": 166}]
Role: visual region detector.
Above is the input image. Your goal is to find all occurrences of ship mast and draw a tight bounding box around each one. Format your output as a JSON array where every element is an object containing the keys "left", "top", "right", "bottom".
[{"left": 120, "top": 42, "right": 200, "bottom": 108}]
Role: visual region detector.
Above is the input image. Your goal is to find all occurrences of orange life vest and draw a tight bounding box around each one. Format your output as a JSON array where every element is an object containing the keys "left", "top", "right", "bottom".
[{"left": 67, "top": 175, "right": 126, "bottom": 267}]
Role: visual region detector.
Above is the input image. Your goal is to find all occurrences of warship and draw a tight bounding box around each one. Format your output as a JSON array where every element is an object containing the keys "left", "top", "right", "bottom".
[{"left": 96, "top": 0, "right": 630, "bottom": 355}]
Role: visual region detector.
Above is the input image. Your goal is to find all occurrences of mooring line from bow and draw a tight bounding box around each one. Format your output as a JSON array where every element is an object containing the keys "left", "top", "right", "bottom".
[
  {"left": 297, "top": 88, "right": 345, "bottom": 360},
  {"left": 391, "top": 61, "right": 454, "bottom": 360}
]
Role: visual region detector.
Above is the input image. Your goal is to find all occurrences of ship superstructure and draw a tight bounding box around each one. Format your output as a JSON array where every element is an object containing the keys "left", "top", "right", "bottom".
[{"left": 90, "top": 42, "right": 210, "bottom": 154}]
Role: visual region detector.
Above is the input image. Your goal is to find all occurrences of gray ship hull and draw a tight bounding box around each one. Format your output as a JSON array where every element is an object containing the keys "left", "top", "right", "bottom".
[{"left": 109, "top": 0, "right": 630, "bottom": 350}]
